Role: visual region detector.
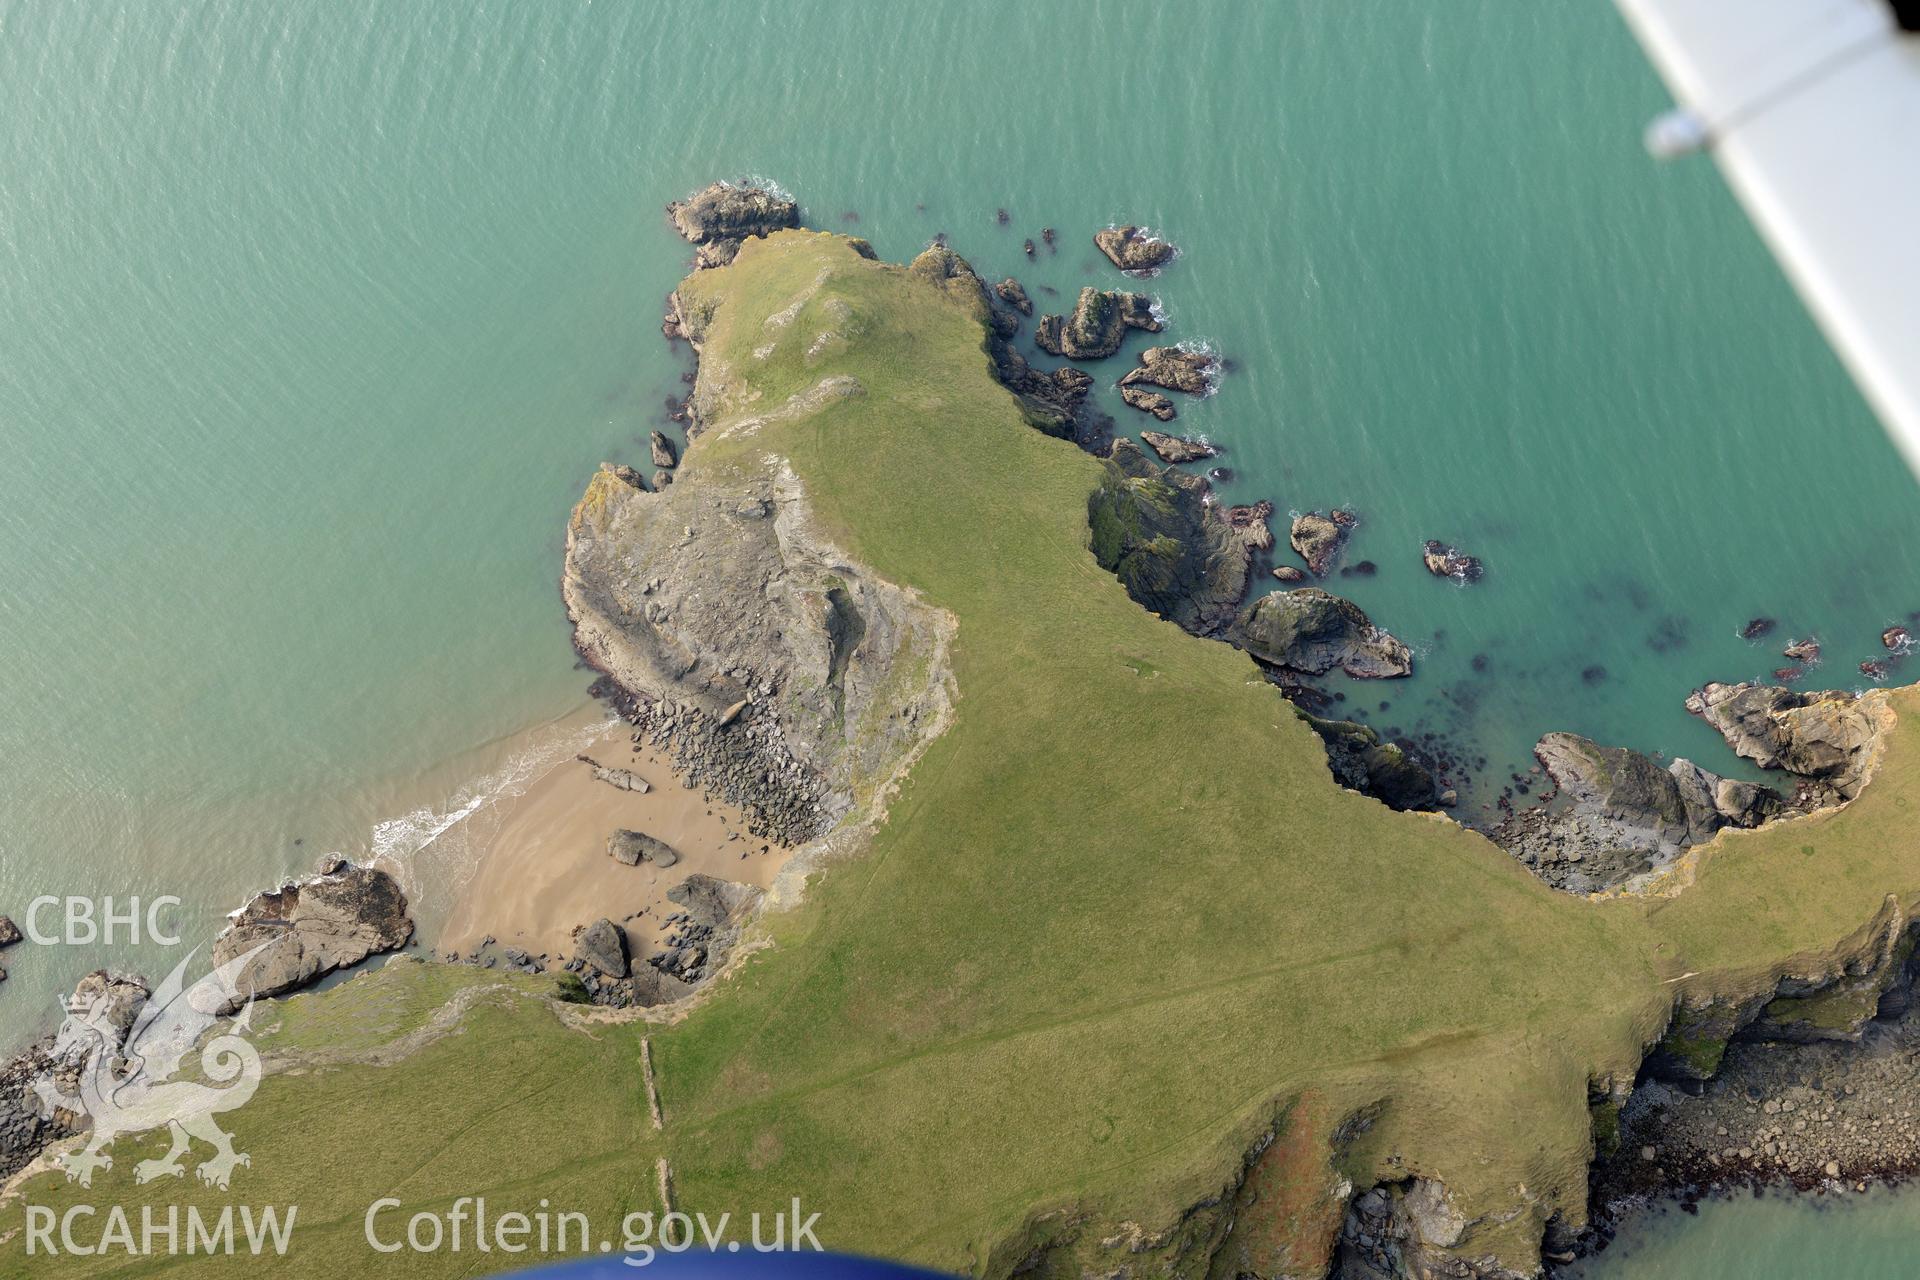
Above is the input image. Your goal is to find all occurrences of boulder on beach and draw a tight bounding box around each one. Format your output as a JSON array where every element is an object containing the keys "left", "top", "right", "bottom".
[
  {"left": 1421, "top": 540, "right": 1484, "bottom": 584},
  {"left": 578, "top": 754, "right": 650, "bottom": 793},
  {"left": 1118, "top": 346, "right": 1216, "bottom": 396},
  {"left": 1138, "top": 430, "right": 1216, "bottom": 464},
  {"left": 577, "top": 918, "right": 629, "bottom": 979},
  {"left": 1121, "top": 387, "right": 1177, "bottom": 422},
  {"left": 666, "top": 181, "right": 799, "bottom": 269},
  {"left": 211, "top": 860, "right": 414, "bottom": 1003},
  {"left": 608, "top": 829, "right": 680, "bottom": 868},
  {"left": 1033, "top": 287, "right": 1161, "bottom": 360},
  {"left": 1290, "top": 512, "right": 1348, "bottom": 577},
  {"left": 1094, "top": 225, "right": 1178, "bottom": 274},
  {"left": 1229, "top": 588, "right": 1413, "bottom": 679}
]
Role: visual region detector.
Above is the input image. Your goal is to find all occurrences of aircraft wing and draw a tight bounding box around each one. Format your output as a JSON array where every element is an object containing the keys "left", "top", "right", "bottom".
[{"left": 1615, "top": 0, "right": 1920, "bottom": 473}]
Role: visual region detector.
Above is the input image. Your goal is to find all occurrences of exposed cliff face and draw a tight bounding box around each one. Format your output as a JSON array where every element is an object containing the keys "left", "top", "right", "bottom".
[{"left": 565, "top": 456, "right": 954, "bottom": 846}]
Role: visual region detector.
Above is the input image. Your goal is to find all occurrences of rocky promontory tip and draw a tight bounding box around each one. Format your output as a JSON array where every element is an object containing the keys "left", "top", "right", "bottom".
[
  {"left": 1685, "top": 682, "right": 1888, "bottom": 805},
  {"left": 212, "top": 859, "right": 414, "bottom": 1004},
  {"left": 1230, "top": 588, "right": 1413, "bottom": 680},
  {"left": 666, "top": 181, "right": 799, "bottom": 268},
  {"left": 1094, "top": 225, "right": 1178, "bottom": 275},
  {"left": 1033, "top": 286, "right": 1160, "bottom": 360},
  {"left": 1121, "top": 387, "right": 1177, "bottom": 421}
]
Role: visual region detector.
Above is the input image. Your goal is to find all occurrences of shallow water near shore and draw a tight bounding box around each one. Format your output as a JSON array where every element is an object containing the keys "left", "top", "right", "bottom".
[
  {"left": 1566, "top": 1186, "right": 1920, "bottom": 1279},
  {"left": 3, "top": 2, "right": 1920, "bottom": 1259}
]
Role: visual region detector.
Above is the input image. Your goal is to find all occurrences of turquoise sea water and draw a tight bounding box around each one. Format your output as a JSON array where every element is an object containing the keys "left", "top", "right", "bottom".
[{"left": 2, "top": 3, "right": 1918, "bottom": 1269}]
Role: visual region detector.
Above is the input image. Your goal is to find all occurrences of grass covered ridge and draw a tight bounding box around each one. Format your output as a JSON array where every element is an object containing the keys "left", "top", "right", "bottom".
[{"left": 8, "top": 231, "right": 1920, "bottom": 1277}]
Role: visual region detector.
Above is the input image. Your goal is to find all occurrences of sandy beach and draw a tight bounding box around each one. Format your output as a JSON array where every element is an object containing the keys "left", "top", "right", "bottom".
[{"left": 441, "top": 721, "right": 790, "bottom": 968}]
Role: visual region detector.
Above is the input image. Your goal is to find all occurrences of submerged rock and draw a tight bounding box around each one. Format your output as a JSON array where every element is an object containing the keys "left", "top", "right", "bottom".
[
  {"left": 1088, "top": 438, "right": 1265, "bottom": 636},
  {"left": 212, "top": 861, "right": 414, "bottom": 1003},
  {"left": 1290, "top": 511, "right": 1348, "bottom": 577},
  {"left": 1120, "top": 387, "right": 1177, "bottom": 421},
  {"left": 666, "top": 182, "right": 799, "bottom": 269},
  {"left": 608, "top": 829, "right": 680, "bottom": 868},
  {"left": 1301, "top": 714, "right": 1441, "bottom": 811},
  {"left": 1033, "top": 287, "right": 1161, "bottom": 360},
  {"left": 1118, "top": 346, "right": 1216, "bottom": 396},
  {"left": 1741, "top": 617, "right": 1776, "bottom": 641},
  {"left": 1421, "top": 540, "right": 1484, "bottom": 583},
  {"left": 1094, "top": 225, "right": 1179, "bottom": 274},
  {"left": 1229, "top": 588, "right": 1413, "bottom": 679},
  {"left": 1685, "top": 681, "right": 1890, "bottom": 804},
  {"left": 1138, "top": 430, "right": 1217, "bottom": 464}
]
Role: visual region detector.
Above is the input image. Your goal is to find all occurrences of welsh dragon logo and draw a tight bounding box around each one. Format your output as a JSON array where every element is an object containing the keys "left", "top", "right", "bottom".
[{"left": 32, "top": 943, "right": 272, "bottom": 1191}]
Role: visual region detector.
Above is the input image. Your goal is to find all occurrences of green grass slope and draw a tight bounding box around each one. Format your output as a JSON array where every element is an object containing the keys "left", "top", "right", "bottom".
[{"left": 8, "top": 231, "right": 1920, "bottom": 1278}]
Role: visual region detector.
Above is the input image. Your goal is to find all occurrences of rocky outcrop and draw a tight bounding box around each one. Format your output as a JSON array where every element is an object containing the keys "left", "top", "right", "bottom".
[
  {"left": 1119, "top": 346, "right": 1216, "bottom": 396},
  {"left": 1886, "top": 625, "right": 1913, "bottom": 652},
  {"left": 993, "top": 277, "right": 1032, "bottom": 315},
  {"left": 576, "top": 918, "right": 628, "bottom": 978},
  {"left": 640, "top": 875, "right": 766, "bottom": 988},
  {"left": 1290, "top": 511, "right": 1351, "bottom": 577},
  {"left": 608, "top": 829, "right": 679, "bottom": 868},
  {"left": 1094, "top": 225, "right": 1179, "bottom": 274},
  {"left": 565, "top": 422, "right": 955, "bottom": 848},
  {"left": 1493, "top": 734, "right": 1784, "bottom": 893},
  {"left": 1272, "top": 565, "right": 1308, "bottom": 584},
  {"left": 0, "top": 917, "right": 15, "bottom": 985},
  {"left": 1422, "top": 540, "right": 1484, "bottom": 583},
  {"left": 1301, "top": 714, "right": 1441, "bottom": 811},
  {"left": 1138, "top": 430, "right": 1217, "bottom": 464},
  {"left": 211, "top": 860, "right": 413, "bottom": 1004},
  {"left": 578, "top": 753, "right": 650, "bottom": 793},
  {"left": 1229, "top": 588, "right": 1413, "bottom": 679},
  {"left": 1685, "top": 682, "right": 1890, "bottom": 805},
  {"left": 1784, "top": 638, "right": 1822, "bottom": 664},
  {"left": 1120, "top": 387, "right": 1177, "bottom": 421},
  {"left": 1221, "top": 501, "right": 1275, "bottom": 551},
  {"left": 1033, "top": 287, "right": 1160, "bottom": 360},
  {"left": 649, "top": 430, "right": 678, "bottom": 470},
  {"left": 666, "top": 181, "right": 799, "bottom": 269},
  {"left": 1087, "top": 438, "right": 1265, "bottom": 636},
  {"left": 1, "top": 970, "right": 151, "bottom": 1182}
]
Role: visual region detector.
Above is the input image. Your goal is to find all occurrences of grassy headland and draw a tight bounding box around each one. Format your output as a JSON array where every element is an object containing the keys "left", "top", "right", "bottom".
[{"left": 7, "top": 231, "right": 1920, "bottom": 1278}]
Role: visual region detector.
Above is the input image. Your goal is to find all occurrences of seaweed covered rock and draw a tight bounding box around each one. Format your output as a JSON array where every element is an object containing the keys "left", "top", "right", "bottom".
[
  {"left": 1094, "top": 225, "right": 1178, "bottom": 274},
  {"left": 667, "top": 181, "right": 799, "bottom": 268},
  {"left": 1033, "top": 287, "right": 1161, "bottom": 360},
  {"left": 1300, "top": 714, "right": 1441, "bottom": 811},
  {"left": 1119, "top": 346, "right": 1217, "bottom": 396},
  {"left": 1229, "top": 588, "right": 1412, "bottom": 679},
  {"left": 1685, "top": 682, "right": 1890, "bottom": 804},
  {"left": 1087, "top": 438, "right": 1263, "bottom": 636}
]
